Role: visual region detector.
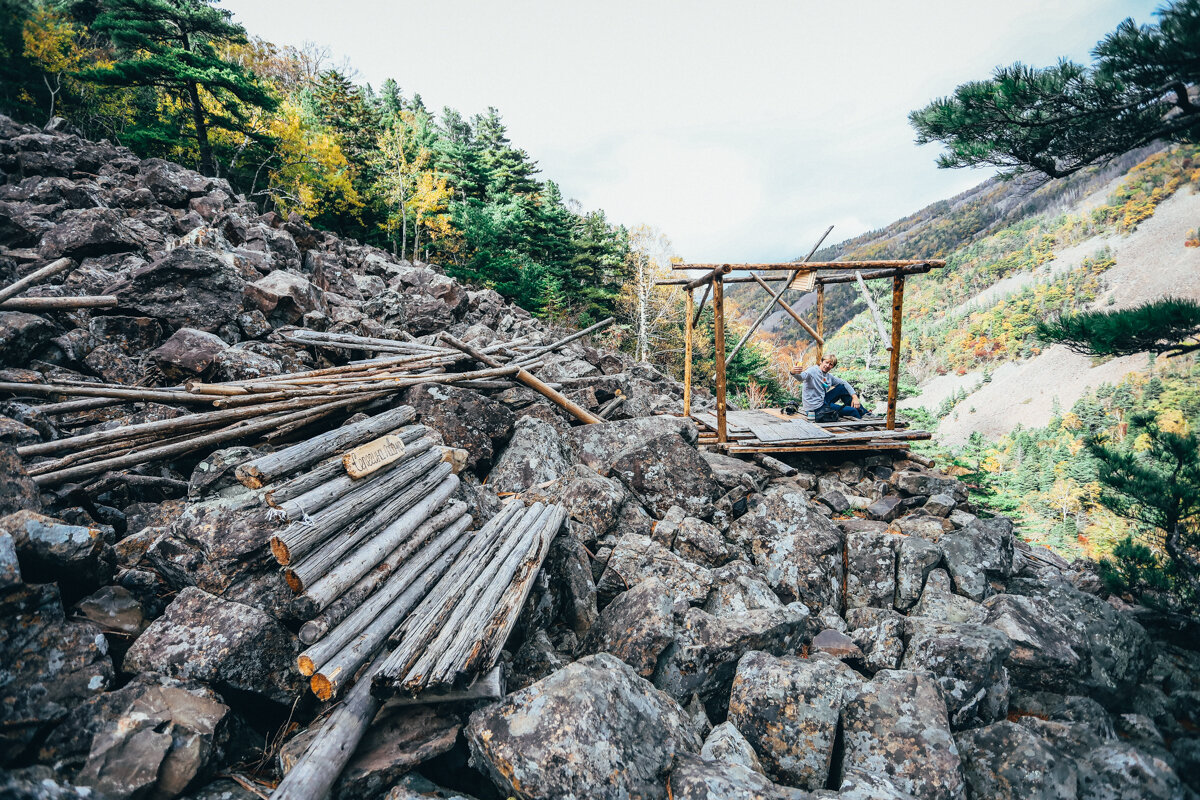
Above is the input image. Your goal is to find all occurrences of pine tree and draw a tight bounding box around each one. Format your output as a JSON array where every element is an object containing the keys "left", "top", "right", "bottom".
[
  {"left": 83, "top": 0, "right": 276, "bottom": 176},
  {"left": 1037, "top": 298, "right": 1200, "bottom": 358}
]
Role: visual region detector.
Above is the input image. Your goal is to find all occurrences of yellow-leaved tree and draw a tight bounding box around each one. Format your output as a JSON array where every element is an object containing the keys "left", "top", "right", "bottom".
[
  {"left": 619, "top": 225, "right": 679, "bottom": 364},
  {"left": 261, "top": 101, "right": 361, "bottom": 220},
  {"left": 22, "top": 5, "right": 87, "bottom": 121}
]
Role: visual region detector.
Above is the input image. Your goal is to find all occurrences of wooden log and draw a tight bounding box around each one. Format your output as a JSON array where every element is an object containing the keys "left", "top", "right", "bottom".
[
  {"left": 297, "top": 502, "right": 468, "bottom": 643},
  {"left": 25, "top": 397, "right": 122, "bottom": 416},
  {"left": 752, "top": 453, "right": 797, "bottom": 476},
  {"left": 725, "top": 442, "right": 911, "bottom": 454},
  {"left": 713, "top": 276, "right": 727, "bottom": 444},
  {"left": 285, "top": 466, "right": 457, "bottom": 599},
  {"left": 371, "top": 502, "right": 532, "bottom": 693},
  {"left": 725, "top": 225, "right": 832, "bottom": 364},
  {"left": 816, "top": 282, "right": 825, "bottom": 362},
  {"left": 814, "top": 263, "right": 934, "bottom": 284},
  {"left": 670, "top": 259, "right": 946, "bottom": 271},
  {"left": 887, "top": 274, "right": 905, "bottom": 430},
  {"left": 0, "top": 381, "right": 216, "bottom": 405},
  {"left": 598, "top": 395, "right": 625, "bottom": 420},
  {"left": 381, "top": 666, "right": 503, "bottom": 709},
  {"left": 438, "top": 334, "right": 601, "bottom": 425},
  {"left": 0, "top": 257, "right": 75, "bottom": 304},
  {"left": 406, "top": 504, "right": 563, "bottom": 690},
  {"left": 266, "top": 425, "right": 428, "bottom": 509},
  {"left": 683, "top": 290, "right": 693, "bottom": 417},
  {"left": 270, "top": 448, "right": 443, "bottom": 566},
  {"left": 269, "top": 651, "right": 387, "bottom": 800},
  {"left": 275, "top": 436, "right": 435, "bottom": 522},
  {"left": 0, "top": 295, "right": 117, "bottom": 311},
  {"left": 32, "top": 397, "right": 370, "bottom": 487},
  {"left": 82, "top": 472, "right": 190, "bottom": 495},
  {"left": 236, "top": 405, "right": 415, "bottom": 489},
  {"left": 513, "top": 317, "right": 615, "bottom": 364},
  {"left": 749, "top": 273, "right": 823, "bottom": 344},
  {"left": 653, "top": 274, "right": 790, "bottom": 287},
  {"left": 691, "top": 281, "right": 711, "bottom": 325},
  {"left": 307, "top": 506, "right": 520, "bottom": 700},
  {"left": 907, "top": 452, "right": 936, "bottom": 468},
  {"left": 19, "top": 395, "right": 343, "bottom": 458},
  {"left": 854, "top": 271, "right": 891, "bottom": 351},
  {"left": 683, "top": 264, "right": 732, "bottom": 292}
]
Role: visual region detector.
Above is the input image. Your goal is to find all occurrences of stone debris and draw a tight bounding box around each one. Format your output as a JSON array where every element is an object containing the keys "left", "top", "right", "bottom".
[{"left": 0, "top": 114, "right": 1195, "bottom": 800}]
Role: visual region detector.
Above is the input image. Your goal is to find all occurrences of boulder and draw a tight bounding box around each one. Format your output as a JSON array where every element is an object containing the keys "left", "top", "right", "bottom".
[
  {"left": 727, "top": 650, "right": 862, "bottom": 789},
  {"left": 404, "top": 383, "right": 515, "bottom": 473},
  {"left": 38, "top": 207, "right": 141, "bottom": 259},
  {"left": 895, "top": 537, "right": 942, "bottom": 612},
  {"left": 840, "top": 670, "right": 965, "bottom": 800},
  {"left": 672, "top": 516, "right": 737, "bottom": 568},
  {"left": 700, "top": 721, "right": 764, "bottom": 773},
  {"left": 596, "top": 533, "right": 713, "bottom": 604},
  {"left": 150, "top": 327, "right": 227, "bottom": 380},
  {"left": 954, "top": 721, "right": 1077, "bottom": 800},
  {"left": 911, "top": 569, "right": 982, "bottom": 623},
  {"left": 845, "top": 531, "right": 903, "bottom": 609},
  {"left": 654, "top": 604, "right": 810, "bottom": 708},
  {"left": 243, "top": 270, "right": 321, "bottom": 324},
  {"left": 466, "top": 653, "right": 701, "bottom": 800},
  {"left": 0, "top": 766, "right": 97, "bottom": 799},
  {"left": 701, "top": 450, "right": 769, "bottom": 493},
  {"left": 487, "top": 416, "right": 572, "bottom": 493},
  {"left": 866, "top": 494, "right": 904, "bottom": 522},
  {"left": 0, "top": 442, "right": 41, "bottom": 516},
  {"left": 608, "top": 433, "right": 719, "bottom": 519},
  {"left": 846, "top": 607, "right": 906, "bottom": 673},
  {"left": 579, "top": 578, "right": 676, "bottom": 677},
  {"left": 0, "top": 583, "right": 113, "bottom": 762},
  {"left": 924, "top": 494, "right": 956, "bottom": 517},
  {"left": 728, "top": 484, "right": 844, "bottom": 612},
  {"left": 811, "top": 628, "right": 866, "bottom": 663},
  {"left": 107, "top": 246, "right": 246, "bottom": 332},
  {"left": 76, "top": 683, "right": 230, "bottom": 800},
  {"left": 519, "top": 463, "right": 627, "bottom": 538},
  {"left": 667, "top": 755, "right": 811, "bottom": 800},
  {"left": 564, "top": 416, "right": 697, "bottom": 473},
  {"left": 892, "top": 470, "right": 965, "bottom": 502},
  {"left": 702, "top": 561, "right": 786, "bottom": 617},
  {"left": 0, "top": 530, "right": 19, "bottom": 589},
  {"left": 901, "top": 619, "right": 1012, "bottom": 729},
  {"left": 123, "top": 587, "right": 302, "bottom": 704},
  {"left": 210, "top": 346, "right": 282, "bottom": 382},
  {"left": 0, "top": 510, "right": 114, "bottom": 596}
]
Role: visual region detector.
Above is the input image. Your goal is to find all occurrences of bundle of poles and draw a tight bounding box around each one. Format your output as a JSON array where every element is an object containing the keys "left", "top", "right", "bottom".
[{"left": 5, "top": 318, "right": 616, "bottom": 488}]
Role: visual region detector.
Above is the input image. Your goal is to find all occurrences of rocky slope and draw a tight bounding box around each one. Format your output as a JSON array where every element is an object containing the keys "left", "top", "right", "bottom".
[{"left": 1, "top": 117, "right": 1198, "bottom": 800}]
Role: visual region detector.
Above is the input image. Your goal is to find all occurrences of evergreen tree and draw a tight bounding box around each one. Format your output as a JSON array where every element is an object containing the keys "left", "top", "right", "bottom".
[
  {"left": 83, "top": 0, "right": 276, "bottom": 176},
  {"left": 910, "top": 0, "right": 1200, "bottom": 180},
  {"left": 1037, "top": 298, "right": 1200, "bottom": 358}
]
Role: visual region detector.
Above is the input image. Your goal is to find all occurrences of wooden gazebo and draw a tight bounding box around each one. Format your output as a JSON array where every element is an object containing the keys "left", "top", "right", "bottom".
[{"left": 656, "top": 255, "right": 947, "bottom": 455}]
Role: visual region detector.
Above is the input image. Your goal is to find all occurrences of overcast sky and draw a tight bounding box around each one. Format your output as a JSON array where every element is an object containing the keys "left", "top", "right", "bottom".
[{"left": 221, "top": 0, "right": 1161, "bottom": 262}]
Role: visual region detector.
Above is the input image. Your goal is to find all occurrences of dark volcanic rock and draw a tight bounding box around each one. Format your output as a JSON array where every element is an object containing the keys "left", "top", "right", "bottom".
[
  {"left": 150, "top": 327, "right": 227, "bottom": 381},
  {"left": 107, "top": 246, "right": 246, "bottom": 332},
  {"left": 38, "top": 207, "right": 141, "bottom": 259},
  {"left": 405, "top": 383, "right": 515, "bottom": 473},
  {"left": 466, "top": 653, "right": 701, "bottom": 800},
  {"left": 487, "top": 415, "right": 572, "bottom": 493},
  {"left": 580, "top": 578, "right": 677, "bottom": 677},
  {"left": 667, "top": 755, "right": 811, "bottom": 800},
  {"left": 596, "top": 533, "right": 713, "bottom": 603},
  {"left": 122, "top": 587, "right": 302, "bottom": 704},
  {"left": 1, "top": 510, "right": 114, "bottom": 594},
  {"left": 243, "top": 269, "right": 321, "bottom": 324},
  {"left": 564, "top": 416, "right": 697, "bottom": 473},
  {"left": 954, "top": 720, "right": 1078, "bottom": 800},
  {"left": 727, "top": 650, "right": 862, "bottom": 789},
  {"left": 0, "top": 311, "right": 56, "bottom": 365},
  {"left": 901, "top": 619, "right": 1012, "bottom": 729},
  {"left": 0, "top": 442, "right": 41, "bottom": 516},
  {"left": 608, "top": 433, "right": 719, "bottom": 519}
]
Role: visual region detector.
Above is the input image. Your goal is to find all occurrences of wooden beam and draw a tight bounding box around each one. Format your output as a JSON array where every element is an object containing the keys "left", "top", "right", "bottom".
[
  {"left": 691, "top": 281, "right": 711, "bottom": 325},
  {"left": 816, "top": 283, "right": 825, "bottom": 362},
  {"left": 684, "top": 263, "right": 731, "bottom": 291},
  {"left": 671, "top": 259, "right": 945, "bottom": 271},
  {"left": 815, "top": 263, "right": 934, "bottom": 285},
  {"left": 713, "top": 275, "right": 727, "bottom": 444},
  {"left": 684, "top": 290, "right": 694, "bottom": 417},
  {"left": 749, "top": 273, "right": 823, "bottom": 345},
  {"left": 655, "top": 274, "right": 789, "bottom": 287},
  {"left": 725, "top": 225, "right": 832, "bottom": 364},
  {"left": 886, "top": 274, "right": 905, "bottom": 430},
  {"left": 726, "top": 442, "right": 911, "bottom": 454}
]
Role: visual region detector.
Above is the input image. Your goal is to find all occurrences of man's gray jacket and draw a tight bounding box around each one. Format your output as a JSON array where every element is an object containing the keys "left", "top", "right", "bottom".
[{"left": 797, "top": 365, "right": 854, "bottom": 411}]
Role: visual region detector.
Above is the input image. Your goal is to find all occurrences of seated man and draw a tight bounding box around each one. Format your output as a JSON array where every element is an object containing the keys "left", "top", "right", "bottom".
[{"left": 788, "top": 354, "right": 865, "bottom": 420}]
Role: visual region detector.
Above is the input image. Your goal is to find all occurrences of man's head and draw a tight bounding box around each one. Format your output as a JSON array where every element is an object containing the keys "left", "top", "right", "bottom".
[{"left": 820, "top": 354, "right": 838, "bottom": 373}]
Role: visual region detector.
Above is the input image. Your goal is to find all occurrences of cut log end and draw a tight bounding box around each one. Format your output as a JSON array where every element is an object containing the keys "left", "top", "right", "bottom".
[
  {"left": 297, "top": 654, "right": 315, "bottom": 676},
  {"left": 236, "top": 465, "right": 264, "bottom": 489},
  {"left": 298, "top": 620, "right": 323, "bottom": 645},
  {"left": 264, "top": 489, "right": 280, "bottom": 508},
  {"left": 311, "top": 673, "right": 333, "bottom": 701},
  {"left": 284, "top": 569, "right": 303, "bottom": 594},
  {"left": 270, "top": 537, "right": 292, "bottom": 566}
]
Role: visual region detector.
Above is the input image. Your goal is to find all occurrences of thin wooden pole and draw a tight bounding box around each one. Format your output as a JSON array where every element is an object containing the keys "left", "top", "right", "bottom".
[
  {"left": 670, "top": 259, "right": 944, "bottom": 271},
  {"left": 683, "top": 289, "right": 694, "bottom": 418},
  {"left": 886, "top": 275, "right": 905, "bottom": 430},
  {"left": 713, "top": 275, "right": 727, "bottom": 444},
  {"left": 749, "top": 273, "right": 823, "bottom": 344},
  {"left": 0, "top": 258, "right": 74, "bottom": 303},
  {"left": 854, "top": 271, "right": 892, "bottom": 351},
  {"left": 816, "top": 283, "right": 825, "bottom": 362}
]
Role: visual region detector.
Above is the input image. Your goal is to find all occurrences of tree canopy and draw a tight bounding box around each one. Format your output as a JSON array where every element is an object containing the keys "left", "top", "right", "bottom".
[{"left": 910, "top": 0, "right": 1200, "bottom": 179}]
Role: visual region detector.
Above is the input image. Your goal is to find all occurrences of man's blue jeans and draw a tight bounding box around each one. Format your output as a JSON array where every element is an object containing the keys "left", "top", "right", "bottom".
[{"left": 823, "top": 383, "right": 864, "bottom": 419}]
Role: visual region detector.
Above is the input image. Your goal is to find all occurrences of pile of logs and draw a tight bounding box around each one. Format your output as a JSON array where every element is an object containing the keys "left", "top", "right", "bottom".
[
  {"left": 0, "top": 256, "right": 118, "bottom": 312},
  {"left": 4, "top": 317, "right": 616, "bottom": 489}
]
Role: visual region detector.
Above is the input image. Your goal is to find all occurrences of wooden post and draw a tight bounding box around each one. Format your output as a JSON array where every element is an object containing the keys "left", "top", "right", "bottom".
[
  {"left": 886, "top": 275, "right": 905, "bottom": 430},
  {"left": 816, "top": 283, "right": 825, "bottom": 362},
  {"left": 712, "top": 275, "right": 727, "bottom": 444},
  {"left": 684, "top": 289, "right": 694, "bottom": 418}
]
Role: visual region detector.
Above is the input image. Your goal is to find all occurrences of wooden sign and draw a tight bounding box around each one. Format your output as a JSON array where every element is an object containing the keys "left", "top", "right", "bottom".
[
  {"left": 789, "top": 270, "right": 816, "bottom": 292},
  {"left": 342, "top": 435, "right": 406, "bottom": 479}
]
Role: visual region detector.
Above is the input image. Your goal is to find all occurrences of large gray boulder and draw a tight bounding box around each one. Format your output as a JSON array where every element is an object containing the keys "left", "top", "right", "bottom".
[
  {"left": 700, "top": 721, "right": 764, "bottom": 774},
  {"left": 845, "top": 531, "right": 904, "bottom": 609},
  {"left": 607, "top": 433, "right": 720, "bottom": 519},
  {"left": 107, "top": 246, "right": 246, "bottom": 332},
  {"left": 404, "top": 383, "right": 515, "bottom": 473},
  {"left": 487, "top": 415, "right": 572, "bottom": 493},
  {"left": 596, "top": 533, "right": 713, "bottom": 603},
  {"left": 895, "top": 537, "right": 942, "bottom": 611},
  {"left": 150, "top": 327, "right": 227, "bottom": 381},
  {"left": 901, "top": 619, "right": 1012, "bottom": 729},
  {"left": 466, "top": 653, "right": 701, "bottom": 800},
  {"left": 727, "top": 651, "right": 862, "bottom": 789},
  {"left": 954, "top": 721, "right": 1078, "bottom": 800},
  {"left": 667, "top": 755, "right": 811, "bottom": 800},
  {"left": 123, "top": 587, "right": 302, "bottom": 704},
  {"left": 0, "top": 510, "right": 114, "bottom": 595},
  {"left": 580, "top": 578, "right": 677, "bottom": 678},
  {"left": 564, "top": 416, "right": 697, "bottom": 473},
  {"left": 728, "top": 484, "right": 844, "bottom": 612},
  {"left": 840, "top": 669, "right": 965, "bottom": 800},
  {"left": 243, "top": 269, "right": 321, "bottom": 324}
]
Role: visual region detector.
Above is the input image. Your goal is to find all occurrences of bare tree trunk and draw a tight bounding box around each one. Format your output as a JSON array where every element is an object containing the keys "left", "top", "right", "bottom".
[{"left": 186, "top": 79, "right": 214, "bottom": 177}]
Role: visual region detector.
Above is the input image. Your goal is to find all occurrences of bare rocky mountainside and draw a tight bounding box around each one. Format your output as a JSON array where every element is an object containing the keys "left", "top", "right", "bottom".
[{"left": 2, "top": 118, "right": 1199, "bottom": 800}]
